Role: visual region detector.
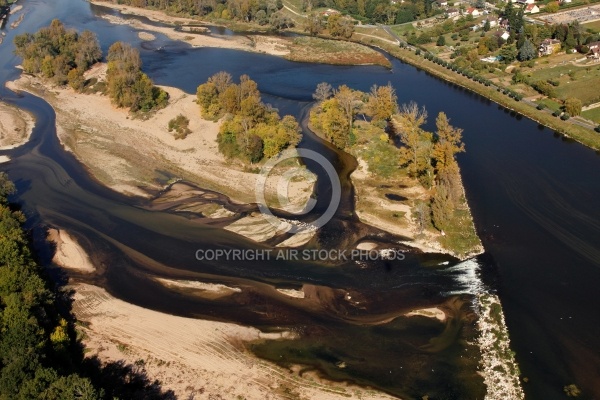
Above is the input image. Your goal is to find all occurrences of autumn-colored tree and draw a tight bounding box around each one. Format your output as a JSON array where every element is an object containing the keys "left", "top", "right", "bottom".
[
  {"left": 564, "top": 97, "right": 582, "bottom": 116},
  {"left": 366, "top": 83, "right": 398, "bottom": 122},
  {"left": 393, "top": 102, "right": 430, "bottom": 178},
  {"left": 305, "top": 12, "right": 323, "bottom": 36},
  {"left": 334, "top": 84, "right": 361, "bottom": 137},
  {"left": 432, "top": 112, "right": 465, "bottom": 175},
  {"left": 327, "top": 14, "right": 354, "bottom": 38},
  {"left": 317, "top": 98, "right": 351, "bottom": 149}
]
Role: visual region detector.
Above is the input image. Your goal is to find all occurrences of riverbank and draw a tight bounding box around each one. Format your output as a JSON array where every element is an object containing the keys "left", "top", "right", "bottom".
[
  {"left": 351, "top": 157, "right": 483, "bottom": 260},
  {"left": 7, "top": 65, "right": 314, "bottom": 208},
  {"left": 356, "top": 37, "right": 600, "bottom": 152},
  {"left": 71, "top": 282, "right": 398, "bottom": 400},
  {"left": 0, "top": 100, "right": 35, "bottom": 149},
  {"left": 91, "top": 0, "right": 390, "bottom": 68}
]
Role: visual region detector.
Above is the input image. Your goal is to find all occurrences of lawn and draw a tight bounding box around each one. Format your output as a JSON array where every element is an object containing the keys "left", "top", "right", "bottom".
[
  {"left": 529, "top": 63, "right": 600, "bottom": 104},
  {"left": 536, "top": 98, "right": 563, "bottom": 112},
  {"left": 583, "top": 19, "right": 600, "bottom": 32},
  {"left": 582, "top": 106, "right": 600, "bottom": 123}
]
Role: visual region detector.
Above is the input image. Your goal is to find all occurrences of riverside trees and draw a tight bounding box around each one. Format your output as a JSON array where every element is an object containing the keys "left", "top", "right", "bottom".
[
  {"left": 197, "top": 72, "right": 301, "bottom": 163},
  {"left": 14, "top": 20, "right": 101, "bottom": 87},
  {"left": 14, "top": 21, "right": 168, "bottom": 113},
  {"left": 106, "top": 42, "right": 168, "bottom": 112},
  {"left": 310, "top": 81, "right": 468, "bottom": 235}
]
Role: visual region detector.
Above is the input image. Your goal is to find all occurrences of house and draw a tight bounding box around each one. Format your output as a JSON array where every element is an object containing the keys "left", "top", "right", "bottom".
[
  {"left": 560, "top": 0, "right": 572, "bottom": 3},
  {"left": 466, "top": 7, "right": 481, "bottom": 16},
  {"left": 525, "top": 3, "right": 540, "bottom": 13},
  {"left": 587, "top": 41, "right": 600, "bottom": 59},
  {"left": 495, "top": 30, "right": 511, "bottom": 41},
  {"left": 588, "top": 41, "right": 600, "bottom": 51},
  {"left": 436, "top": 0, "right": 449, "bottom": 6},
  {"left": 515, "top": 0, "right": 535, "bottom": 4},
  {"left": 446, "top": 8, "right": 460, "bottom": 17},
  {"left": 539, "top": 38, "right": 561, "bottom": 56}
]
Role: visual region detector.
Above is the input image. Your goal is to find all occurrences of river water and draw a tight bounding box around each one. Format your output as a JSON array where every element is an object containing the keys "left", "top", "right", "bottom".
[{"left": 1, "top": 0, "right": 599, "bottom": 398}]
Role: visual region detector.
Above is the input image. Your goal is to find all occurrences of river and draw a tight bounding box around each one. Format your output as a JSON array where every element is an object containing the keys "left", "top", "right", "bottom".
[{"left": 1, "top": 0, "right": 599, "bottom": 399}]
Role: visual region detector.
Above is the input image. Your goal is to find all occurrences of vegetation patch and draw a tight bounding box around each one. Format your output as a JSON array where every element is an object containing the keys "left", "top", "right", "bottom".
[{"left": 286, "top": 36, "right": 390, "bottom": 67}]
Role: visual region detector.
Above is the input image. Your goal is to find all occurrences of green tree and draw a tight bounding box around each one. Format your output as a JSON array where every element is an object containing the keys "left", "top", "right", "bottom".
[
  {"left": 518, "top": 39, "right": 537, "bottom": 61},
  {"left": 436, "top": 35, "right": 446, "bottom": 46},
  {"left": 564, "top": 97, "right": 582, "bottom": 116},
  {"left": 499, "top": 44, "right": 518, "bottom": 63}
]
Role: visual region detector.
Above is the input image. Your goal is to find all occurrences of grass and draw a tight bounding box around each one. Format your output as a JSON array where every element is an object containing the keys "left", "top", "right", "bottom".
[
  {"left": 438, "top": 207, "right": 481, "bottom": 258},
  {"left": 582, "top": 106, "right": 600, "bottom": 123},
  {"left": 286, "top": 36, "right": 391, "bottom": 67},
  {"left": 356, "top": 39, "right": 600, "bottom": 151},
  {"left": 583, "top": 19, "right": 600, "bottom": 32},
  {"left": 537, "top": 98, "right": 563, "bottom": 112}
]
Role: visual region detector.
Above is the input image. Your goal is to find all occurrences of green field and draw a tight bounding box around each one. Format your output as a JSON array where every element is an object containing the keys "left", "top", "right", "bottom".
[
  {"left": 529, "top": 64, "right": 600, "bottom": 105},
  {"left": 583, "top": 20, "right": 600, "bottom": 32},
  {"left": 582, "top": 107, "right": 600, "bottom": 123}
]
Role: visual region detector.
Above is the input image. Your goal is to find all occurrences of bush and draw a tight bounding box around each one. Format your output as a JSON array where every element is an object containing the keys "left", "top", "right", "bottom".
[
  {"left": 552, "top": 110, "right": 561, "bottom": 117},
  {"left": 561, "top": 112, "right": 570, "bottom": 120},
  {"left": 536, "top": 104, "right": 545, "bottom": 110},
  {"left": 595, "top": 125, "right": 600, "bottom": 133},
  {"left": 168, "top": 114, "right": 191, "bottom": 139}
]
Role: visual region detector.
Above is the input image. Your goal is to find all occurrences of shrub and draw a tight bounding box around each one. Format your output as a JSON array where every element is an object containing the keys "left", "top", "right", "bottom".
[
  {"left": 560, "top": 112, "right": 570, "bottom": 120},
  {"left": 168, "top": 114, "right": 191, "bottom": 139},
  {"left": 536, "top": 104, "right": 544, "bottom": 110}
]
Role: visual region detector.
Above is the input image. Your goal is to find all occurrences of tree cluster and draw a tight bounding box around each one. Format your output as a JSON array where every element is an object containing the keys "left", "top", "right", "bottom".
[
  {"left": 310, "top": 82, "right": 397, "bottom": 149},
  {"left": 14, "top": 20, "right": 101, "bottom": 88},
  {"left": 106, "top": 42, "right": 169, "bottom": 112},
  {"left": 197, "top": 72, "right": 301, "bottom": 162},
  {"left": 103, "top": 0, "right": 293, "bottom": 30},
  {"left": 393, "top": 105, "right": 465, "bottom": 231}
]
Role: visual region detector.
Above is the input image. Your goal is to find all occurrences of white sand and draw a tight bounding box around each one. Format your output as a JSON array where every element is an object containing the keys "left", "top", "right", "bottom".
[
  {"left": 47, "top": 228, "right": 96, "bottom": 273},
  {"left": 7, "top": 67, "right": 314, "bottom": 206},
  {"left": 0, "top": 101, "right": 35, "bottom": 149},
  {"left": 72, "top": 283, "right": 396, "bottom": 399}
]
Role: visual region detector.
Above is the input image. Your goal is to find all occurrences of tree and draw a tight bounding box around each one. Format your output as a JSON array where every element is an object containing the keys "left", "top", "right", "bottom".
[
  {"left": 366, "top": 83, "right": 398, "bottom": 122},
  {"left": 499, "top": 44, "right": 518, "bottom": 63},
  {"left": 313, "top": 82, "right": 333, "bottom": 102},
  {"left": 393, "top": 102, "right": 431, "bottom": 179},
  {"left": 483, "top": 19, "right": 491, "bottom": 32},
  {"left": 518, "top": 39, "right": 537, "bottom": 61},
  {"left": 431, "top": 183, "right": 453, "bottom": 231},
  {"left": 433, "top": 112, "right": 465, "bottom": 175},
  {"left": 318, "top": 98, "right": 350, "bottom": 148},
  {"left": 333, "top": 85, "right": 361, "bottom": 137},
  {"left": 546, "top": 2, "right": 559, "bottom": 13},
  {"left": 327, "top": 14, "right": 354, "bottom": 39},
  {"left": 67, "top": 68, "right": 85, "bottom": 92},
  {"left": 437, "top": 35, "right": 446, "bottom": 46},
  {"left": 305, "top": 13, "right": 323, "bottom": 36},
  {"left": 564, "top": 97, "right": 582, "bottom": 116}
]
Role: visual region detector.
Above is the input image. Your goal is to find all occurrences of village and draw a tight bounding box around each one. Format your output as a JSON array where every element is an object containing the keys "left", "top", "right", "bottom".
[{"left": 373, "top": 0, "right": 600, "bottom": 130}]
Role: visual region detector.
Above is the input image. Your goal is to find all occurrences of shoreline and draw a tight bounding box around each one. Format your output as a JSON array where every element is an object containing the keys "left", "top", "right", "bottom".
[
  {"left": 0, "top": 100, "right": 35, "bottom": 150},
  {"left": 71, "top": 282, "right": 398, "bottom": 400},
  {"left": 91, "top": 0, "right": 390, "bottom": 67},
  {"left": 6, "top": 67, "right": 315, "bottom": 207},
  {"left": 359, "top": 39, "right": 600, "bottom": 152}
]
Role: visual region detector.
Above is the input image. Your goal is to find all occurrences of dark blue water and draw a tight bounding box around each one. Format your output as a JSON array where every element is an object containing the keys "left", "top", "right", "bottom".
[{"left": 1, "top": 0, "right": 599, "bottom": 398}]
